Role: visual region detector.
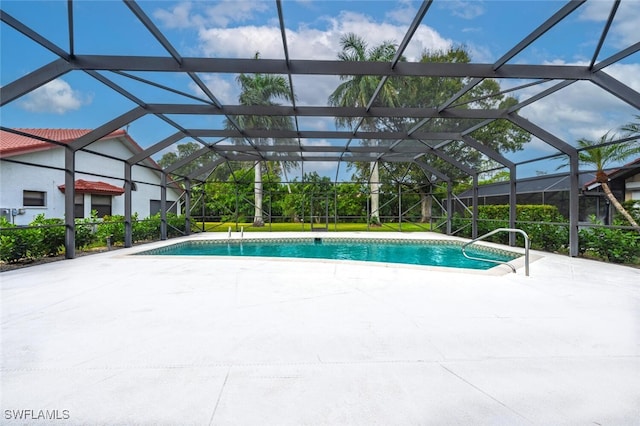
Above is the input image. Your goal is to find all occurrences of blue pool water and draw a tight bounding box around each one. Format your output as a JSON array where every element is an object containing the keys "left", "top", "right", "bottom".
[{"left": 136, "top": 238, "right": 518, "bottom": 270}]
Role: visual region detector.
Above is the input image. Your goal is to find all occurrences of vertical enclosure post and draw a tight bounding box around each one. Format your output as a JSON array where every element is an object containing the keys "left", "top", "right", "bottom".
[
  {"left": 184, "top": 177, "right": 191, "bottom": 236},
  {"left": 472, "top": 173, "right": 479, "bottom": 239},
  {"left": 64, "top": 147, "right": 76, "bottom": 259},
  {"left": 201, "top": 183, "right": 206, "bottom": 231},
  {"left": 234, "top": 186, "right": 239, "bottom": 232},
  {"left": 334, "top": 182, "right": 338, "bottom": 231},
  {"left": 124, "top": 162, "right": 133, "bottom": 247},
  {"left": 569, "top": 154, "right": 580, "bottom": 257},
  {"left": 446, "top": 181, "right": 452, "bottom": 235},
  {"left": 398, "top": 184, "right": 402, "bottom": 232},
  {"left": 509, "top": 165, "right": 517, "bottom": 246},
  {"left": 160, "top": 172, "right": 167, "bottom": 240}
]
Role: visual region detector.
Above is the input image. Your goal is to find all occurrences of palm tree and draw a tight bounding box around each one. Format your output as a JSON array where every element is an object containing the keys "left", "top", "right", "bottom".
[
  {"left": 227, "top": 54, "right": 295, "bottom": 226},
  {"left": 328, "top": 33, "right": 400, "bottom": 225},
  {"left": 576, "top": 132, "right": 640, "bottom": 230}
]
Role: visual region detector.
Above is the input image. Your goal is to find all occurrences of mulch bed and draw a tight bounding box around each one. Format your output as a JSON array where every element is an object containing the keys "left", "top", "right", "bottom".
[{"left": 0, "top": 247, "right": 121, "bottom": 273}]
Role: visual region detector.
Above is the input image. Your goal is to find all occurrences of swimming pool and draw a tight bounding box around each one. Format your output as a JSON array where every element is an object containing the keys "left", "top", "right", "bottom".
[{"left": 135, "top": 238, "right": 519, "bottom": 271}]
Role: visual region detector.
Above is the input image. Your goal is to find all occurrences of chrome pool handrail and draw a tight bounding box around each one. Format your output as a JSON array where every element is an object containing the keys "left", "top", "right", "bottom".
[{"left": 461, "top": 228, "right": 530, "bottom": 276}]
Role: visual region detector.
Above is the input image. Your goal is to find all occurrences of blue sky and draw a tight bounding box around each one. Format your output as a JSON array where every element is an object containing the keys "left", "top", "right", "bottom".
[{"left": 1, "top": 0, "right": 639, "bottom": 180}]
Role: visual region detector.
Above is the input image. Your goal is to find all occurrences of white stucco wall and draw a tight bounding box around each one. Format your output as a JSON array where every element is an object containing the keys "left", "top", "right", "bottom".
[
  {"left": 1, "top": 150, "right": 66, "bottom": 224},
  {"left": 626, "top": 174, "right": 640, "bottom": 201},
  {"left": 0, "top": 137, "right": 182, "bottom": 225}
]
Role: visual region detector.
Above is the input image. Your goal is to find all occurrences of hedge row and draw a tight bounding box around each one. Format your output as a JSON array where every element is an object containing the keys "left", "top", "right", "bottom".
[
  {"left": 0, "top": 213, "right": 188, "bottom": 263},
  {"left": 453, "top": 204, "right": 640, "bottom": 264},
  {"left": 453, "top": 204, "right": 569, "bottom": 252}
]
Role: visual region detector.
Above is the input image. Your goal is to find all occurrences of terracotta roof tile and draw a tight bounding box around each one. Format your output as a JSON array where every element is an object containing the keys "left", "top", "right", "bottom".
[
  {"left": 1, "top": 128, "right": 178, "bottom": 190},
  {"left": 58, "top": 179, "right": 125, "bottom": 195},
  {"left": 0, "top": 128, "right": 126, "bottom": 157}
]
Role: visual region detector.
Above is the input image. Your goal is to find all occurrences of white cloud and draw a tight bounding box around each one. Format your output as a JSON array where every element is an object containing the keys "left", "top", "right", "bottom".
[
  {"left": 463, "top": 42, "right": 493, "bottom": 63},
  {"left": 606, "top": 63, "right": 640, "bottom": 92},
  {"left": 517, "top": 63, "right": 640, "bottom": 150},
  {"left": 293, "top": 74, "right": 341, "bottom": 107},
  {"left": 189, "top": 74, "right": 237, "bottom": 104},
  {"left": 323, "top": 11, "right": 452, "bottom": 61},
  {"left": 385, "top": 0, "right": 417, "bottom": 25},
  {"left": 578, "top": 0, "right": 640, "bottom": 48},
  {"left": 192, "top": 8, "right": 452, "bottom": 116},
  {"left": 297, "top": 116, "right": 336, "bottom": 132},
  {"left": 153, "top": 2, "right": 452, "bottom": 60},
  {"left": 442, "top": 0, "right": 486, "bottom": 20},
  {"left": 198, "top": 25, "right": 285, "bottom": 59},
  {"left": 153, "top": 1, "right": 269, "bottom": 30},
  {"left": 301, "top": 138, "right": 341, "bottom": 153},
  {"left": 576, "top": 0, "right": 612, "bottom": 21},
  {"left": 204, "top": 0, "right": 270, "bottom": 28},
  {"left": 19, "top": 79, "right": 89, "bottom": 114},
  {"left": 299, "top": 140, "right": 343, "bottom": 177},
  {"left": 153, "top": 2, "right": 200, "bottom": 29},
  {"left": 194, "top": 10, "right": 452, "bottom": 63}
]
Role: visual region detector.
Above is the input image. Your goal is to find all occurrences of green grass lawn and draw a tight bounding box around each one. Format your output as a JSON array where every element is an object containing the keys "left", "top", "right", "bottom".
[{"left": 198, "top": 222, "right": 434, "bottom": 232}]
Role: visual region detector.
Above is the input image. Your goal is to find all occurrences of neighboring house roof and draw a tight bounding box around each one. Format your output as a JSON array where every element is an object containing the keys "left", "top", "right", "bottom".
[
  {"left": 0, "top": 128, "right": 127, "bottom": 157},
  {"left": 457, "top": 172, "right": 597, "bottom": 199},
  {"left": 0, "top": 127, "right": 167, "bottom": 173},
  {"left": 584, "top": 157, "right": 640, "bottom": 190},
  {"left": 0, "top": 127, "right": 182, "bottom": 193},
  {"left": 58, "top": 179, "right": 125, "bottom": 196}
]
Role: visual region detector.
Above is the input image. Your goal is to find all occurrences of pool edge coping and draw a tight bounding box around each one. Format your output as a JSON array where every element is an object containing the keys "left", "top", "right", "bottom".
[{"left": 119, "top": 232, "right": 540, "bottom": 277}]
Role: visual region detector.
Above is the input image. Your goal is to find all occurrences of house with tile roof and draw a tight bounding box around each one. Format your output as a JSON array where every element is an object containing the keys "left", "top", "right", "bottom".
[{"left": 0, "top": 128, "right": 182, "bottom": 225}]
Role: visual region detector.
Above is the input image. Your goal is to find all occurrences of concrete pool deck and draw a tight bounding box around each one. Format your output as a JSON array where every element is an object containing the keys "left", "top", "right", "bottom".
[{"left": 1, "top": 232, "right": 639, "bottom": 425}]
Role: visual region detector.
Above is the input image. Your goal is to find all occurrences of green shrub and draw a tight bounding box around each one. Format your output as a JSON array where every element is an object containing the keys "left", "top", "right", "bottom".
[
  {"left": 0, "top": 212, "right": 192, "bottom": 264},
  {"left": 167, "top": 213, "right": 187, "bottom": 238},
  {"left": 0, "top": 217, "right": 18, "bottom": 263},
  {"left": 516, "top": 205, "right": 569, "bottom": 252},
  {"left": 451, "top": 212, "right": 472, "bottom": 237},
  {"left": 75, "top": 214, "right": 97, "bottom": 249},
  {"left": 0, "top": 217, "right": 43, "bottom": 263},
  {"left": 618, "top": 200, "right": 640, "bottom": 226},
  {"left": 96, "top": 215, "right": 125, "bottom": 244},
  {"left": 31, "top": 214, "right": 65, "bottom": 257},
  {"left": 579, "top": 218, "right": 640, "bottom": 264},
  {"left": 133, "top": 214, "right": 160, "bottom": 242},
  {"left": 94, "top": 213, "right": 189, "bottom": 245},
  {"left": 131, "top": 214, "right": 191, "bottom": 242}
]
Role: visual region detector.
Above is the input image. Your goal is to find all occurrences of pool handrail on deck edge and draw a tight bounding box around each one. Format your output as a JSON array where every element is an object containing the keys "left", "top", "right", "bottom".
[{"left": 461, "top": 228, "right": 530, "bottom": 276}]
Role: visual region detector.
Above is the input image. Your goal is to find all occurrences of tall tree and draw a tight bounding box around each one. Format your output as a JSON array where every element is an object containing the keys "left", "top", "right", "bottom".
[
  {"left": 328, "top": 33, "right": 401, "bottom": 225},
  {"left": 157, "top": 141, "right": 216, "bottom": 180},
  {"left": 226, "top": 53, "right": 295, "bottom": 226},
  {"left": 575, "top": 132, "right": 640, "bottom": 230},
  {"left": 383, "top": 47, "right": 530, "bottom": 222}
]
